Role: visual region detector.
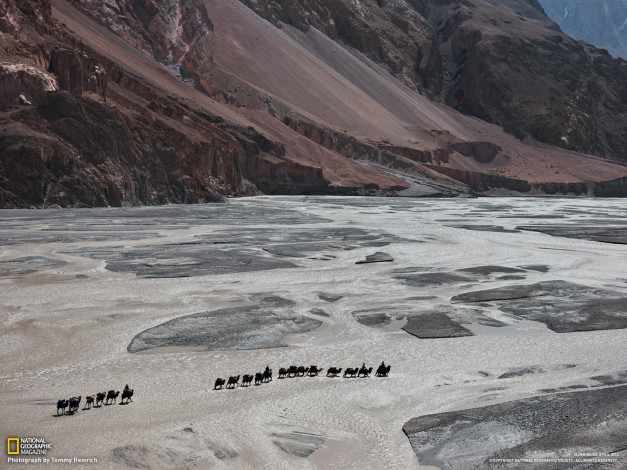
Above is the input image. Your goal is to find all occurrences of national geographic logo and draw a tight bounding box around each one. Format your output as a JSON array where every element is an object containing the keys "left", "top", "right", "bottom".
[
  {"left": 7, "top": 437, "right": 52, "bottom": 455},
  {"left": 7, "top": 438, "right": 18, "bottom": 455}
]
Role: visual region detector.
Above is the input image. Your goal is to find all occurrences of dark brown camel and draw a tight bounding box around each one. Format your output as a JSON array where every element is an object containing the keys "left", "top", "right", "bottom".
[
  {"left": 344, "top": 367, "right": 359, "bottom": 378},
  {"left": 255, "top": 372, "right": 264, "bottom": 385},
  {"left": 326, "top": 367, "right": 342, "bottom": 377},
  {"left": 106, "top": 390, "right": 119, "bottom": 404},
  {"left": 68, "top": 396, "right": 82, "bottom": 413},
  {"left": 358, "top": 367, "right": 373, "bottom": 377},
  {"left": 121, "top": 389, "right": 133, "bottom": 403},
  {"left": 85, "top": 395, "right": 94, "bottom": 409},
  {"left": 307, "top": 366, "right": 324, "bottom": 376},
  {"left": 263, "top": 369, "right": 273, "bottom": 382},
  {"left": 375, "top": 364, "right": 391, "bottom": 377},
  {"left": 287, "top": 365, "right": 299, "bottom": 377},
  {"left": 226, "top": 375, "right": 240, "bottom": 389},
  {"left": 57, "top": 399, "right": 68, "bottom": 415},
  {"left": 214, "top": 378, "right": 226, "bottom": 390},
  {"left": 96, "top": 391, "right": 106, "bottom": 406},
  {"left": 278, "top": 368, "right": 288, "bottom": 378},
  {"left": 242, "top": 374, "right": 254, "bottom": 387},
  {"left": 296, "top": 366, "right": 309, "bottom": 376}
]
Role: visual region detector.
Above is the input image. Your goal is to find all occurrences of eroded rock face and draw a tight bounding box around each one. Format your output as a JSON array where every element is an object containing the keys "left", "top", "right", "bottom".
[
  {"left": 67, "top": 0, "right": 212, "bottom": 64},
  {"left": 1, "top": 91, "right": 244, "bottom": 206},
  {"left": 0, "top": 63, "right": 58, "bottom": 108},
  {"left": 48, "top": 48, "right": 107, "bottom": 99}
]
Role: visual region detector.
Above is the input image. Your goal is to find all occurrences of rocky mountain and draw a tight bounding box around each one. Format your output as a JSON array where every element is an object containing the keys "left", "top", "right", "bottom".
[
  {"left": 539, "top": 0, "right": 627, "bottom": 60},
  {"left": 1, "top": 0, "right": 627, "bottom": 207}
]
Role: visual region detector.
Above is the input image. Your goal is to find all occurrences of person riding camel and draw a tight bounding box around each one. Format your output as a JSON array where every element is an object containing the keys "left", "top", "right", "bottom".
[{"left": 124, "top": 384, "right": 130, "bottom": 392}]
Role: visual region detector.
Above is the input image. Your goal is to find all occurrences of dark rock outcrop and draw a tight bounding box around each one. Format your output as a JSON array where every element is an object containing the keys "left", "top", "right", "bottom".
[{"left": 1, "top": 90, "right": 245, "bottom": 206}]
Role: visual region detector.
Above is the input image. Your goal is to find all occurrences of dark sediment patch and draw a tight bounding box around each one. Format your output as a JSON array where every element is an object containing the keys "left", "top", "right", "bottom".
[
  {"left": 391, "top": 266, "right": 437, "bottom": 274},
  {"left": 498, "top": 366, "right": 544, "bottom": 379},
  {"left": 519, "top": 264, "right": 550, "bottom": 273},
  {"left": 538, "top": 385, "right": 588, "bottom": 393},
  {"left": 354, "top": 312, "right": 393, "bottom": 327},
  {"left": 402, "top": 312, "right": 473, "bottom": 338},
  {"left": 449, "top": 225, "right": 520, "bottom": 233},
  {"left": 207, "top": 443, "right": 238, "bottom": 460},
  {"left": 496, "top": 275, "right": 527, "bottom": 280},
  {"left": 403, "top": 385, "right": 627, "bottom": 470},
  {"left": 318, "top": 293, "right": 343, "bottom": 302},
  {"left": 352, "top": 307, "right": 503, "bottom": 337},
  {"left": 0, "top": 203, "right": 331, "bottom": 246},
  {"left": 456, "top": 266, "right": 525, "bottom": 276},
  {"left": 590, "top": 371, "right": 627, "bottom": 387},
  {"left": 2, "top": 256, "right": 66, "bottom": 267},
  {"left": 272, "top": 431, "right": 324, "bottom": 458},
  {"left": 452, "top": 281, "right": 627, "bottom": 332},
  {"left": 309, "top": 308, "right": 329, "bottom": 317},
  {"left": 395, "top": 272, "right": 474, "bottom": 288},
  {"left": 0, "top": 256, "right": 67, "bottom": 276},
  {"left": 200, "top": 227, "right": 408, "bottom": 258},
  {"left": 356, "top": 252, "right": 393, "bottom": 264},
  {"left": 127, "top": 296, "right": 322, "bottom": 352},
  {"left": 73, "top": 245, "right": 296, "bottom": 278},
  {"left": 0, "top": 231, "right": 157, "bottom": 246},
  {"left": 0, "top": 267, "right": 37, "bottom": 276},
  {"left": 517, "top": 225, "right": 627, "bottom": 244},
  {"left": 451, "top": 282, "right": 557, "bottom": 303}
]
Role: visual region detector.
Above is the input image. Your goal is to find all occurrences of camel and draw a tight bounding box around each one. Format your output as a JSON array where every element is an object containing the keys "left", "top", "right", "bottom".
[
  {"left": 296, "top": 366, "right": 309, "bottom": 376},
  {"left": 255, "top": 372, "right": 264, "bottom": 385},
  {"left": 375, "top": 364, "right": 391, "bottom": 377},
  {"left": 326, "top": 367, "right": 342, "bottom": 377},
  {"left": 278, "top": 368, "right": 288, "bottom": 378},
  {"left": 287, "top": 365, "right": 299, "bottom": 377},
  {"left": 358, "top": 367, "right": 373, "bottom": 377},
  {"left": 307, "top": 365, "right": 324, "bottom": 376},
  {"left": 96, "top": 391, "right": 106, "bottom": 406},
  {"left": 214, "top": 378, "right": 226, "bottom": 390},
  {"left": 242, "top": 374, "right": 254, "bottom": 387},
  {"left": 68, "top": 396, "right": 81, "bottom": 413},
  {"left": 57, "top": 399, "right": 68, "bottom": 415},
  {"left": 344, "top": 367, "right": 359, "bottom": 378},
  {"left": 226, "top": 375, "right": 240, "bottom": 389},
  {"left": 106, "top": 390, "right": 119, "bottom": 404},
  {"left": 85, "top": 395, "right": 94, "bottom": 409},
  {"left": 263, "top": 369, "right": 273, "bottom": 382},
  {"left": 121, "top": 389, "right": 133, "bottom": 404}
]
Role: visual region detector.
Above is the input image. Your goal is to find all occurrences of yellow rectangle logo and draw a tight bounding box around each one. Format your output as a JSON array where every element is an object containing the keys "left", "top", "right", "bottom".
[{"left": 7, "top": 438, "right": 19, "bottom": 454}]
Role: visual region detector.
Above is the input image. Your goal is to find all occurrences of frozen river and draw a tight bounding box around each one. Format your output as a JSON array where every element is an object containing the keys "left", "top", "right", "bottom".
[{"left": 1, "top": 197, "right": 626, "bottom": 469}]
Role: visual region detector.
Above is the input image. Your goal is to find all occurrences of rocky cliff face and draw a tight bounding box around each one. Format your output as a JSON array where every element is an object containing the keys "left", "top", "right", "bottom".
[
  {"left": 2, "top": 0, "right": 627, "bottom": 206},
  {"left": 539, "top": 0, "right": 627, "bottom": 60}
]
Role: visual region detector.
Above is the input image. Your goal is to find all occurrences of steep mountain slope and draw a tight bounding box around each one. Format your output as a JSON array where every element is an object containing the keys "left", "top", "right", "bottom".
[
  {"left": 539, "top": 0, "right": 627, "bottom": 60},
  {"left": 236, "top": 0, "right": 627, "bottom": 162},
  {"left": 63, "top": 0, "right": 627, "bottom": 185},
  {"left": 2, "top": 0, "right": 627, "bottom": 207}
]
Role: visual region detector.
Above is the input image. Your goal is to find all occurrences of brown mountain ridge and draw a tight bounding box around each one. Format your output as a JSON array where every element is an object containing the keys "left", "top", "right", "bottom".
[{"left": 1, "top": 0, "right": 626, "bottom": 207}]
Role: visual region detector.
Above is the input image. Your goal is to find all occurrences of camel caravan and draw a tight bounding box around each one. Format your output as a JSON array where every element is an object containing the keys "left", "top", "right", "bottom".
[
  {"left": 214, "top": 362, "right": 390, "bottom": 390},
  {"left": 56, "top": 385, "right": 133, "bottom": 415}
]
